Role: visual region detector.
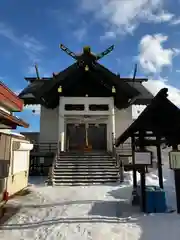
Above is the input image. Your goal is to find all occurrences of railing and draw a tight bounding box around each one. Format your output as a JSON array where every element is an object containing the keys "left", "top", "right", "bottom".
[
  {"left": 117, "top": 142, "right": 132, "bottom": 155},
  {"left": 29, "top": 142, "right": 60, "bottom": 177},
  {"left": 113, "top": 139, "right": 133, "bottom": 183},
  {"left": 47, "top": 141, "right": 61, "bottom": 185},
  {"left": 31, "top": 142, "right": 58, "bottom": 153},
  {"left": 112, "top": 133, "right": 116, "bottom": 160},
  {"left": 111, "top": 133, "right": 124, "bottom": 182}
]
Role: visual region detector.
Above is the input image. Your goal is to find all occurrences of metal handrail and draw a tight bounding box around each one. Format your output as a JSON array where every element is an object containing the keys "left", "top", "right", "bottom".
[
  {"left": 118, "top": 142, "right": 132, "bottom": 153},
  {"left": 112, "top": 133, "right": 118, "bottom": 165},
  {"left": 112, "top": 134, "right": 127, "bottom": 182},
  {"left": 31, "top": 142, "right": 58, "bottom": 153},
  {"left": 47, "top": 141, "right": 61, "bottom": 185}
]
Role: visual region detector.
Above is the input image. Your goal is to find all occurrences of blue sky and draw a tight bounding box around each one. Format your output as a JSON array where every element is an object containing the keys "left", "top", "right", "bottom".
[{"left": 1, "top": 0, "right": 180, "bottom": 132}]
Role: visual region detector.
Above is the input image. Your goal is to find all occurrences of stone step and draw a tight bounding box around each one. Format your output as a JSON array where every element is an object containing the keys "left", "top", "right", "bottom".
[
  {"left": 57, "top": 160, "right": 113, "bottom": 163},
  {"left": 56, "top": 159, "right": 115, "bottom": 162},
  {"left": 58, "top": 156, "right": 112, "bottom": 159},
  {"left": 53, "top": 168, "right": 118, "bottom": 173},
  {"left": 53, "top": 176, "right": 118, "bottom": 181},
  {"left": 56, "top": 161, "right": 115, "bottom": 166},
  {"left": 55, "top": 164, "right": 116, "bottom": 168},
  {"left": 53, "top": 178, "right": 118, "bottom": 185},
  {"left": 51, "top": 151, "right": 119, "bottom": 185},
  {"left": 57, "top": 157, "right": 111, "bottom": 160},
  {"left": 54, "top": 165, "right": 117, "bottom": 169},
  {"left": 54, "top": 172, "right": 118, "bottom": 176},
  {"left": 54, "top": 176, "right": 118, "bottom": 182},
  {"left": 57, "top": 157, "right": 114, "bottom": 160},
  {"left": 57, "top": 159, "right": 113, "bottom": 163},
  {"left": 59, "top": 152, "right": 110, "bottom": 155}
]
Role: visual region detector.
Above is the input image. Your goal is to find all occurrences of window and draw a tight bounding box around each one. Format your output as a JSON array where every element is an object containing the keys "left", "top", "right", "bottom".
[
  {"left": 89, "top": 104, "right": 109, "bottom": 111},
  {"left": 64, "top": 104, "right": 85, "bottom": 111}
]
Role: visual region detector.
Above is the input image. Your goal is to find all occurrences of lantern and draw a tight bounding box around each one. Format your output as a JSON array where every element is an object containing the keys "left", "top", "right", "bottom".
[
  {"left": 112, "top": 86, "right": 116, "bottom": 93},
  {"left": 58, "top": 86, "right": 62, "bottom": 93},
  {"left": 85, "top": 65, "right": 89, "bottom": 71}
]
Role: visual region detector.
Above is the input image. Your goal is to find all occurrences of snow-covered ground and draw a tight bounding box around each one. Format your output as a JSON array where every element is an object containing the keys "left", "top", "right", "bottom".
[{"left": 0, "top": 151, "right": 180, "bottom": 239}]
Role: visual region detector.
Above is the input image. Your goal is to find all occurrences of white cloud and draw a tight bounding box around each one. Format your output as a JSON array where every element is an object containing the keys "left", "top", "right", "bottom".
[
  {"left": 73, "top": 27, "right": 87, "bottom": 42},
  {"left": 100, "top": 31, "right": 117, "bottom": 40},
  {"left": 0, "top": 23, "right": 45, "bottom": 62},
  {"left": 143, "top": 78, "right": 180, "bottom": 107},
  {"left": 79, "top": 0, "right": 174, "bottom": 37},
  {"left": 145, "top": 11, "right": 173, "bottom": 23},
  {"left": 138, "top": 34, "right": 179, "bottom": 73},
  {"left": 170, "top": 17, "right": 180, "bottom": 25},
  {"left": 133, "top": 77, "right": 180, "bottom": 118}
]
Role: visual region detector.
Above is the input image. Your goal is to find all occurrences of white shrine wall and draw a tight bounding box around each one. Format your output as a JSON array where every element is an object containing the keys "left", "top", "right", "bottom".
[
  {"left": 39, "top": 97, "right": 134, "bottom": 151},
  {"left": 39, "top": 106, "right": 59, "bottom": 143},
  {"left": 115, "top": 106, "right": 133, "bottom": 138},
  {"left": 58, "top": 97, "right": 114, "bottom": 151}
]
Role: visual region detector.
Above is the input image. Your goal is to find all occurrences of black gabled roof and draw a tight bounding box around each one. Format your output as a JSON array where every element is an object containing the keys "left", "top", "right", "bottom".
[
  {"left": 19, "top": 61, "right": 154, "bottom": 109},
  {"left": 126, "top": 81, "right": 154, "bottom": 105},
  {"left": 94, "top": 64, "right": 139, "bottom": 96},
  {"left": 25, "top": 77, "right": 52, "bottom": 83},
  {"left": 19, "top": 80, "right": 46, "bottom": 105},
  {"left": 123, "top": 78, "right": 148, "bottom": 83},
  {"left": 50, "top": 62, "right": 140, "bottom": 98},
  {"left": 115, "top": 88, "right": 180, "bottom": 147}
]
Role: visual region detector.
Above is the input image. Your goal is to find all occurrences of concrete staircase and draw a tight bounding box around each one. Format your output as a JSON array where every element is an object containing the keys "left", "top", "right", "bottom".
[{"left": 52, "top": 151, "right": 119, "bottom": 185}]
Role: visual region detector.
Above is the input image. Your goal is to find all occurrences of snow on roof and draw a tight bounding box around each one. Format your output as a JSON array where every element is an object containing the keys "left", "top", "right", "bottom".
[
  {"left": 132, "top": 104, "right": 147, "bottom": 120},
  {"left": 0, "top": 129, "right": 25, "bottom": 137}
]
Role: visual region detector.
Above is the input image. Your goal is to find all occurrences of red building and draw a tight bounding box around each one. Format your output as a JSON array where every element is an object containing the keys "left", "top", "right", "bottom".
[{"left": 0, "top": 81, "right": 29, "bottom": 129}]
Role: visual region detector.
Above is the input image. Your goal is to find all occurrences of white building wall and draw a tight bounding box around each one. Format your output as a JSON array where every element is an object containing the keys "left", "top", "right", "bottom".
[
  {"left": 115, "top": 106, "right": 133, "bottom": 138},
  {"left": 39, "top": 106, "right": 59, "bottom": 143},
  {"left": 39, "top": 98, "right": 134, "bottom": 150},
  {"left": 59, "top": 97, "right": 114, "bottom": 151}
]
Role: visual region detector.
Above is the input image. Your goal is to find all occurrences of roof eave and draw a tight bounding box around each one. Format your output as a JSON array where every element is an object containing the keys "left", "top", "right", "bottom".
[
  {"left": 0, "top": 110, "right": 29, "bottom": 128},
  {"left": 115, "top": 88, "right": 169, "bottom": 146}
]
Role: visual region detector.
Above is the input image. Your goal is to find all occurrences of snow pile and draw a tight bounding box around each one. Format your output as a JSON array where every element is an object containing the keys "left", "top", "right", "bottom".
[
  {"left": 123, "top": 157, "right": 175, "bottom": 208},
  {"left": 1, "top": 183, "right": 180, "bottom": 240},
  {"left": 124, "top": 166, "right": 173, "bottom": 187},
  {"left": 0, "top": 148, "right": 179, "bottom": 239}
]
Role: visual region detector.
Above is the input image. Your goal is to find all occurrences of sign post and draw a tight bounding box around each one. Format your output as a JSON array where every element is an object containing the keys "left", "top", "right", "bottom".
[
  {"left": 134, "top": 151, "right": 152, "bottom": 166},
  {"left": 169, "top": 150, "right": 180, "bottom": 213},
  {"left": 134, "top": 151, "right": 152, "bottom": 212},
  {"left": 169, "top": 151, "right": 180, "bottom": 170}
]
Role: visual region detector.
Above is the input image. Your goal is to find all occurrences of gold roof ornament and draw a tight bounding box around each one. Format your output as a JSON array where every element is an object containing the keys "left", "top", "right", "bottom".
[
  {"left": 58, "top": 85, "right": 62, "bottom": 93},
  {"left": 83, "top": 46, "right": 91, "bottom": 53},
  {"left": 112, "top": 86, "right": 116, "bottom": 93},
  {"left": 59, "top": 43, "right": 114, "bottom": 61}
]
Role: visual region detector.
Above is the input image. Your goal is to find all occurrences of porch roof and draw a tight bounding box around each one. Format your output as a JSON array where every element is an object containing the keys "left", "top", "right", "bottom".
[
  {"left": 0, "top": 109, "right": 29, "bottom": 129},
  {"left": 0, "top": 81, "right": 24, "bottom": 112},
  {"left": 115, "top": 88, "right": 180, "bottom": 147}
]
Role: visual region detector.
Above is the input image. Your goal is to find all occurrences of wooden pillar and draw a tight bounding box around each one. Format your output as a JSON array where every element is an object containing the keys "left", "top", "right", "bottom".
[
  {"left": 156, "top": 136, "right": 163, "bottom": 189},
  {"left": 139, "top": 131, "right": 146, "bottom": 213},
  {"left": 131, "top": 135, "right": 137, "bottom": 189},
  {"left": 172, "top": 145, "right": 180, "bottom": 214},
  {"left": 119, "top": 156, "right": 124, "bottom": 183}
]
